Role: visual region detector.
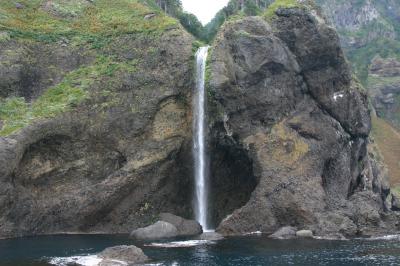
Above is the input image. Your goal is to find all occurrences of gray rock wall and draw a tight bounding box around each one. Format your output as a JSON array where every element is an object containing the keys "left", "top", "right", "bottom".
[{"left": 208, "top": 10, "right": 399, "bottom": 237}]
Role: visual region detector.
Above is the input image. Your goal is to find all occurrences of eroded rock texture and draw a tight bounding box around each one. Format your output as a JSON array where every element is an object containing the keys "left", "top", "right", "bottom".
[
  {"left": 209, "top": 10, "right": 399, "bottom": 237},
  {"left": 0, "top": 28, "right": 196, "bottom": 238}
]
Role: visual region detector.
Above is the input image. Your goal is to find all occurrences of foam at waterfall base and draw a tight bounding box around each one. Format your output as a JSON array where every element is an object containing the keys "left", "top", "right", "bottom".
[
  {"left": 49, "top": 255, "right": 162, "bottom": 266},
  {"left": 365, "top": 234, "right": 400, "bottom": 240},
  {"left": 49, "top": 255, "right": 103, "bottom": 266},
  {"left": 145, "top": 239, "right": 215, "bottom": 248}
]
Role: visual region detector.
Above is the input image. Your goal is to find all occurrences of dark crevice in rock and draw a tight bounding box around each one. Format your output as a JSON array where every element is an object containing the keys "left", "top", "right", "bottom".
[{"left": 208, "top": 122, "right": 258, "bottom": 228}]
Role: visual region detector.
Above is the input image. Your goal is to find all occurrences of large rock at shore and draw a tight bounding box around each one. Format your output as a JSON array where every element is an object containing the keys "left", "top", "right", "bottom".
[
  {"left": 159, "top": 213, "right": 203, "bottom": 236},
  {"left": 209, "top": 7, "right": 398, "bottom": 237},
  {"left": 296, "top": 230, "right": 314, "bottom": 238},
  {"left": 130, "top": 221, "right": 178, "bottom": 240},
  {"left": 98, "top": 245, "right": 149, "bottom": 265},
  {"left": 269, "top": 227, "right": 297, "bottom": 239}
]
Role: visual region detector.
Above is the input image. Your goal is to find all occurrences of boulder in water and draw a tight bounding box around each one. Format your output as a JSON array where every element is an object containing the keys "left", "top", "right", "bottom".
[
  {"left": 159, "top": 213, "right": 203, "bottom": 236},
  {"left": 98, "top": 245, "right": 149, "bottom": 265},
  {"left": 269, "top": 226, "right": 297, "bottom": 239},
  {"left": 130, "top": 221, "right": 178, "bottom": 240}
]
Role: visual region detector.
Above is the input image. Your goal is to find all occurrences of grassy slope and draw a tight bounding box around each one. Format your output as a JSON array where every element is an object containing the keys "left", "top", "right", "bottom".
[
  {"left": 0, "top": 0, "right": 176, "bottom": 38},
  {"left": 372, "top": 116, "right": 400, "bottom": 190},
  {"left": 0, "top": 0, "right": 176, "bottom": 136}
]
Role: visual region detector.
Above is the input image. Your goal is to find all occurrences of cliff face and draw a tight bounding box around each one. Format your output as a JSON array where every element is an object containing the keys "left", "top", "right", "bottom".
[
  {"left": 0, "top": 1, "right": 399, "bottom": 239},
  {"left": 0, "top": 0, "right": 197, "bottom": 238},
  {"left": 315, "top": 0, "right": 400, "bottom": 192},
  {"left": 209, "top": 7, "right": 399, "bottom": 236}
]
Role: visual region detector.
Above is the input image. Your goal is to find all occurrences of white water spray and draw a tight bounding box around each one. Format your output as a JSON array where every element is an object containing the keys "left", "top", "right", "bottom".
[{"left": 193, "top": 46, "right": 210, "bottom": 231}]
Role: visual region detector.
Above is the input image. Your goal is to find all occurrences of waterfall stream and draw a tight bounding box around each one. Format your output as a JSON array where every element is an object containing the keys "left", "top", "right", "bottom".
[{"left": 193, "top": 46, "right": 210, "bottom": 231}]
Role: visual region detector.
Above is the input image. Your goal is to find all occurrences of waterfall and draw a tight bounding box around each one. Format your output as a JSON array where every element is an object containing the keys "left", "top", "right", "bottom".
[{"left": 193, "top": 46, "right": 210, "bottom": 231}]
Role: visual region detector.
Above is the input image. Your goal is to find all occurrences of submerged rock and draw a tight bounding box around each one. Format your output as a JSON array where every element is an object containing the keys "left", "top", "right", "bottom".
[
  {"left": 269, "top": 227, "right": 297, "bottom": 239},
  {"left": 98, "top": 245, "right": 149, "bottom": 265},
  {"left": 159, "top": 213, "right": 203, "bottom": 236},
  {"left": 130, "top": 221, "right": 178, "bottom": 240}
]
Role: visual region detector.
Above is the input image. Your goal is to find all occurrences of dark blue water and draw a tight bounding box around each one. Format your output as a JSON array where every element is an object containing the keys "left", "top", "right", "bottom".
[{"left": 0, "top": 234, "right": 400, "bottom": 266}]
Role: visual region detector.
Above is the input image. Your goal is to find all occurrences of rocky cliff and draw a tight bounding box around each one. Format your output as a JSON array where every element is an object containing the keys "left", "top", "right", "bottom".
[
  {"left": 0, "top": 0, "right": 399, "bottom": 239},
  {"left": 208, "top": 5, "right": 399, "bottom": 236},
  {"left": 315, "top": 0, "right": 400, "bottom": 194},
  {"left": 0, "top": 0, "right": 197, "bottom": 238}
]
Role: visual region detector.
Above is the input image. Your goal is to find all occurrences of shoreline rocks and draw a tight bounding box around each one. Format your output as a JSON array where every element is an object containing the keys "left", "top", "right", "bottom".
[{"left": 296, "top": 230, "right": 314, "bottom": 238}]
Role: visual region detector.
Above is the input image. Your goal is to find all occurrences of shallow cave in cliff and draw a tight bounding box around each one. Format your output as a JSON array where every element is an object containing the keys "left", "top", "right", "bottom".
[
  {"left": 208, "top": 130, "right": 258, "bottom": 228},
  {"left": 14, "top": 134, "right": 128, "bottom": 188}
]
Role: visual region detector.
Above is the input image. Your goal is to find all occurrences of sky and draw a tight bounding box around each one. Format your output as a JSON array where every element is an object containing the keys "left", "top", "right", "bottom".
[{"left": 181, "top": 0, "right": 230, "bottom": 25}]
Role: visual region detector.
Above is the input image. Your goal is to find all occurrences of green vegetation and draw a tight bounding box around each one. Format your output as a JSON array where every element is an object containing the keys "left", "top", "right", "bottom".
[
  {"left": 344, "top": 33, "right": 400, "bottom": 86},
  {"left": 0, "top": 0, "right": 178, "bottom": 44},
  {"left": 371, "top": 116, "right": 400, "bottom": 187},
  {"left": 0, "top": 56, "right": 136, "bottom": 136},
  {"left": 393, "top": 186, "right": 400, "bottom": 197},
  {"left": 264, "top": 0, "right": 301, "bottom": 19},
  {"left": 367, "top": 75, "right": 400, "bottom": 88},
  {"left": 0, "top": 97, "right": 30, "bottom": 136},
  {"left": 202, "top": 0, "right": 272, "bottom": 43}
]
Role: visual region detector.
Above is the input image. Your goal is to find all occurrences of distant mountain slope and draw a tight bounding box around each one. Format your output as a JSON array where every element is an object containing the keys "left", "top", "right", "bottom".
[
  {"left": 372, "top": 116, "right": 400, "bottom": 188},
  {"left": 314, "top": 0, "right": 400, "bottom": 189},
  {"left": 315, "top": 0, "right": 400, "bottom": 129}
]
